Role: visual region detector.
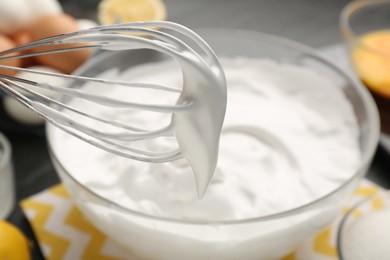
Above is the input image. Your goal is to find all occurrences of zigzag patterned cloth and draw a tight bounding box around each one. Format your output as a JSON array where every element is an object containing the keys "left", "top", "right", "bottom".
[{"left": 21, "top": 180, "right": 384, "bottom": 260}]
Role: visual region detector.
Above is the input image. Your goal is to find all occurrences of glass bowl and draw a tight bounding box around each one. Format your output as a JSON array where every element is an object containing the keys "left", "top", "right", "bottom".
[
  {"left": 340, "top": 0, "right": 390, "bottom": 134},
  {"left": 46, "top": 29, "right": 380, "bottom": 259},
  {"left": 337, "top": 191, "right": 390, "bottom": 260}
]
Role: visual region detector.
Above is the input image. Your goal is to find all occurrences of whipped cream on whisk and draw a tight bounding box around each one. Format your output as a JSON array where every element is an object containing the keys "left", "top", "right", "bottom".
[
  {"left": 0, "top": 21, "right": 226, "bottom": 199},
  {"left": 50, "top": 57, "right": 361, "bottom": 220},
  {"left": 68, "top": 25, "right": 227, "bottom": 198}
]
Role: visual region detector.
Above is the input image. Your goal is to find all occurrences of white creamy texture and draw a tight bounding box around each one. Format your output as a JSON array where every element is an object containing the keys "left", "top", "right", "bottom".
[{"left": 51, "top": 57, "right": 361, "bottom": 221}]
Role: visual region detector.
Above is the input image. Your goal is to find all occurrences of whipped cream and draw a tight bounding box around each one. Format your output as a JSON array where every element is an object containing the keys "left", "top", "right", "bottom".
[{"left": 50, "top": 57, "right": 361, "bottom": 221}]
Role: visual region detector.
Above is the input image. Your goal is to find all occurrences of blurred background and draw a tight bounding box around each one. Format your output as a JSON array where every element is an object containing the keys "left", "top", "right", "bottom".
[
  {"left": 1, "top": 0, "right": 389, "bottom": 259},
  {"left": 57, "top": 0, "right": 352, "bottom": 47}
]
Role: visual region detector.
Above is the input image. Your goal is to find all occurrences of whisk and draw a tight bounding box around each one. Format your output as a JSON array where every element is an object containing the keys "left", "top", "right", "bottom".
[{"left": 0, "top": 21, "right": 227, "bottom": 194}]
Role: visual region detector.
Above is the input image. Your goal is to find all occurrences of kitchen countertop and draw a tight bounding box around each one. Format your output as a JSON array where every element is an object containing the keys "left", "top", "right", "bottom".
[{"left": 4, "top": 0, "right": 390, "bottom": 259}]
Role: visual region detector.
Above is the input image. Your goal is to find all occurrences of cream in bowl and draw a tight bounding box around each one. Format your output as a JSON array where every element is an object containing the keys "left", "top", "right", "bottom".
[{"left": 47, "top": 29, "right": 379, "bottom": 259}]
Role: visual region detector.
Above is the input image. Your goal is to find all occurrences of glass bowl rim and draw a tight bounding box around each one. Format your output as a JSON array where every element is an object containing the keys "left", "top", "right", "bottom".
[
  {"left": 0, "top": 132, "right": 11, "bottom": 170},
  {"left": 46, "top": 28, "right": 380, "bottom": 226},
  {"left": 336, "top": 190, "right": 390, "bottom": 259},
  {"left": 340, "top": 0, "right": 390, "bottom": 59}
]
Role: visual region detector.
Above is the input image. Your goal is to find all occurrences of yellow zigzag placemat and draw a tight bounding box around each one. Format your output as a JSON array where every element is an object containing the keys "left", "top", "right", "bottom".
[
  {"left": 21, "top": 180, "right": 384, "bottom": 260},
  {"left": 21, "top": 185, "right": 129, "bottom": 260}
]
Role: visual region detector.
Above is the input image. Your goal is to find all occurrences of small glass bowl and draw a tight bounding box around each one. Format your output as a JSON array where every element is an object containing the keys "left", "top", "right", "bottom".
[
  {"left": 337, "top": 191, "right": 390, "bottom": 260},
  {"left": 340, "top": 0, "right": 390, "bottom": 134},
  {"left": 0, "top": 131, "right": 14, "bottom": 219}
]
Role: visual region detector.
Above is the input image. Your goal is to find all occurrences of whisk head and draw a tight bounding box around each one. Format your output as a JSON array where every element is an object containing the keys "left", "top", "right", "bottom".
[{"left": 0, "top": 21, "right": 227, "bottom": 195}]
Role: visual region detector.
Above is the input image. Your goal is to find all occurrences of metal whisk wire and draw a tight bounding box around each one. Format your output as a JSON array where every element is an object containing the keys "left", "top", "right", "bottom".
[{"left": 0, "top": 21, "right": 225, "bottom": 163}]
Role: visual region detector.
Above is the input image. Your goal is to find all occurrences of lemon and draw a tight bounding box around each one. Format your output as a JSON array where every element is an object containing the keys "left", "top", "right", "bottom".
[
  {"left": 0, "top": 220, "right": 30, "bottom": 260},
  {"left": 98, "top": 0, "right": 167, "bottom": 25}
]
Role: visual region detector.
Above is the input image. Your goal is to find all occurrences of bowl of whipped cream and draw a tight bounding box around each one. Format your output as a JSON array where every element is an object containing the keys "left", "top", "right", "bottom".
[{"left": 46, "top": 29, "right": 380, "bottom": 260}]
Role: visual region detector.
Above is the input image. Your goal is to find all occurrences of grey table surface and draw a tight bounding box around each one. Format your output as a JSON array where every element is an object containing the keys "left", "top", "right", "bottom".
[{"left": 3, "top": 0, "right": 389, "bottom": 259}]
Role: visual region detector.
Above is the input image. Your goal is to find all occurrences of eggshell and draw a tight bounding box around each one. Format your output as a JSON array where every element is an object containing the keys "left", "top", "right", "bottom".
[
  {"left": 11, "top": 30, "right": 31, "bottom": 46},
  {"left": 77, "top": 19, "right": 99, "bottom": 30},
  {"left": 3, "top": 97, "right": 44, "bottom": 125},
  {"left": 27, "top": 0, "right": 62, "bottom": 19},
  {"left": 0, "top": 34, "right": 22, "bottom": 76},
  {"left": 27, "top": 14, "right": 92, "bottom": 74},
  {"left": 0, "top": 0, "right": 63, "bottom": 34},
  {"left": 0, "top": 0, "right": 32, "bottom": 34},
  {"left": 10, "top": 30, "right": 37, "bottom": 67},
  {"left": 3, "top": 65, "right": 67, "bottom": 125}
]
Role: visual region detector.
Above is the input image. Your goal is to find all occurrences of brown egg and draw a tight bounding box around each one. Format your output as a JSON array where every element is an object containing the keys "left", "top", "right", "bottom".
[
  {"left": 11, "top": 30, "right": 32, "bottom": 46},
  {"left": 27, "top": 13, "right": 91, "bottom": 74},
  {"left": 0, "top": 34, "right": 21, "bottom": 76},
  {"left": 10, "top": 30, "right": 37, "bottom": 67}
]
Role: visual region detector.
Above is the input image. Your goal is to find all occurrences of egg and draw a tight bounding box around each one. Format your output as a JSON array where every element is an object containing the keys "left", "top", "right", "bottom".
[
  {"left": 0, "top": 0, "right": 63, "bottom": 34},
  {"left": 77, "top": 19, "right": 99, "bottom": 30},
  {"left": 3, "top": 97, "right": 44, "bottom": 125},
  {"left": 27, "top": 0, "right": 62, "bottom": 20},
  {"left": 11, "top": 30, "right": 31, "bottom": 46},
  {"left": 0, "top": 34, "right": 21, "bottom": 76},
  {"left": 3, "top": 65, "right": 67, "bottom": 125},
  {"left": 0, "top": 0, "right": 32, "bottom": 34},
  {"left": 10, "top": 30, "right": 37, "bottom": 67},
  {"left": 27, "top": 14, "right": 92, "bottom": 74}
]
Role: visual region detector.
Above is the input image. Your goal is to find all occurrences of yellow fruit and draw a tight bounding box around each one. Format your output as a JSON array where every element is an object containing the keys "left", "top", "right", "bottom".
[
  {"left": 98, "top": 0, "right": 167, "bottom": 25},
  {"left": 0, "top": 220, "right": 30, "bottom": 260},
  {"left": 352, "top": 30, "right": 390, "bottom": 98}
]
